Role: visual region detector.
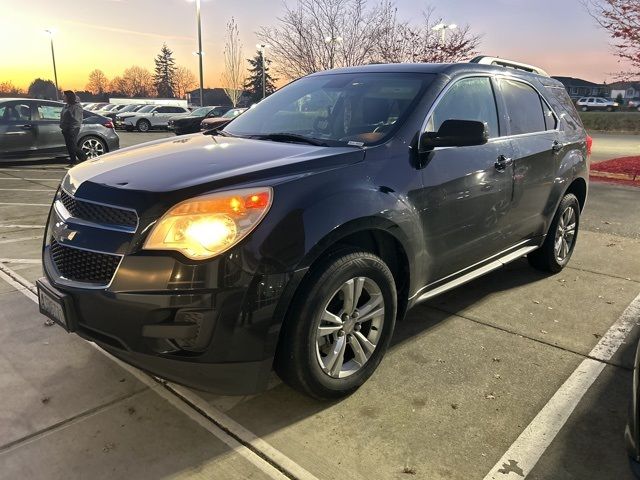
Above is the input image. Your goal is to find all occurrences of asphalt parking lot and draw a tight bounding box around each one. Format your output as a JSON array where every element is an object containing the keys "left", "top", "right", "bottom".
[{"left": 0, "top": 131, "right": 639, "bottom": 480}]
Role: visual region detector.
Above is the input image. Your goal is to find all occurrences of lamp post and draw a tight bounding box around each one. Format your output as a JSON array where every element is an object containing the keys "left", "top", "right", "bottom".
[
  {"left": 44, "top": 28, "right": 59, "bottom": 101},
  {"left": 190, "top": 0, "right": 205, "bottom": 106},
  {"left": 256, "top": 43, "right": 268, "bottom": 100},
  {"left": 324, "top": 36, "right": 343, "bottom": 70},
  {"left": 432, "top": 22, "right": 457, "bottom": 44}
]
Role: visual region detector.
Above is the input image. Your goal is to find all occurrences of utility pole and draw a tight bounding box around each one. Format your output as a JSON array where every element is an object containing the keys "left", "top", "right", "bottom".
[
  {"left": 324, "top": 35, "right": 343, "bottom": 69},
  {"left": 45, "top": 29, "right": 59, "bottom": 101},
  {"left": 432, "top": 22, "right": 457, "bottom": 45},
  {"left": 195, "top": 0, "right": 204, "bottom": 106}
]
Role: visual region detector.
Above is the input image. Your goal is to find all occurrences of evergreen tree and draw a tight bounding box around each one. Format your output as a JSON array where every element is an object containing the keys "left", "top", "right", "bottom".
[
  {"left": 153, "top": 43, "right": 177, "bottom": 98},
  {"left": 243, "top": 50, "right": 277, "bottom": 104}
]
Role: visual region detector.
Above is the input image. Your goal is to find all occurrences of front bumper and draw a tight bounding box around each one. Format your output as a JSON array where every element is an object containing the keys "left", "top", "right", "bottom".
[{"left": 40, "top": 190, "right": 297, "bottom": 394}]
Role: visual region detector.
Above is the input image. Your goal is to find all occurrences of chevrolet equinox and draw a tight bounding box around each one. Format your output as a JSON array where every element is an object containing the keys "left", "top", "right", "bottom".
[{"left": 37, "top": 57, "right": 589, "bottom": 399}]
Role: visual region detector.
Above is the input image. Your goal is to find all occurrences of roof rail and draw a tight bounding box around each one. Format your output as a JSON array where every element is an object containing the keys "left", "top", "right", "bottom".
[{"left": 469, "top": 56, "right": 550, "bottom": 77}]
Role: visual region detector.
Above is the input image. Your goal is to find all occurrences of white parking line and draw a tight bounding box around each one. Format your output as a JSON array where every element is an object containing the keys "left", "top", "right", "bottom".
[
  {"left": 0, "top": 168, "right": 66, "bottom": 173},
  {"left": 0, "top": 262, "right": 321, "bottom": 480},
  {"left": 0, "top": 178, "right": 61, "bottom": 182},
  {"left": 483, "top": 292, "right": 640, "bottom": 480},
  {"left": 0, "top": 235, "right": 42, "bottom": 245},
  {"left": 0, "top": 225, "right": 45, "bottom": 229}
]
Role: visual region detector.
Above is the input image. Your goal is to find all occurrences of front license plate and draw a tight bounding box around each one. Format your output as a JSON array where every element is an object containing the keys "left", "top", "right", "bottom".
[{"left": 37, "top": 280, "right": 71, "bottom": 332}]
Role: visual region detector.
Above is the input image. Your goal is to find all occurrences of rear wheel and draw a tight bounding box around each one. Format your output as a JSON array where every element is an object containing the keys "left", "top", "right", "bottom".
[
  {"left": 528, "top": 193, "right": 580, "bottom": 273},
  {"left": 137, "top": 119, "right": 151, "bottom": 132},
  {"left": 275, "top": 251, "right": 397, "bottom": 399},
  {"left": 78, "top": 136, "right": 106, "bottom": 158}
]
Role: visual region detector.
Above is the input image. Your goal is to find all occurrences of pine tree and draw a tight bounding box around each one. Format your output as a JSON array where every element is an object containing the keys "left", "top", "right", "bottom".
[
  {"left": 243, "top": 50, "right": 277, "bottom": 104},
  {"left": 154, "top": 43, "right": 177, "bottom": 98}
]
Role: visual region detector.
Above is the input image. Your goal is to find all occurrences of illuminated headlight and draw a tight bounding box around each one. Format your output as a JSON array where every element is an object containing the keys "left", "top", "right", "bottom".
[{"left": 144, "top": 187, "right": 272, "bottom": 260}]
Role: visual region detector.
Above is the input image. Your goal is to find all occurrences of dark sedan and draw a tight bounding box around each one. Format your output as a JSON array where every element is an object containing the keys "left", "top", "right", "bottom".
[
  {"left": 0, "top": 98, "right": 119, "bottom": 161},
  {"left": 199, "top": 107, "right": 247, "bottom": 131},
  {"left": 168, "top": 105, "right": 231, "bottom": 135}
]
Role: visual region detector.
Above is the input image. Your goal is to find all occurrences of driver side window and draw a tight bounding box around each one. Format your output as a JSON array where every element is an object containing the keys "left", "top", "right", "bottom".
[{"left": 427, "top": 77, "right": 499, "bottom": 138}]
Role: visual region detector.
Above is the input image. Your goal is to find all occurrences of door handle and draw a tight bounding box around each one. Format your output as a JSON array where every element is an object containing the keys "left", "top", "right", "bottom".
[
  {"left": 552, "top": 140, "right": 563, "bottom": 153},
  {"left": 19, "top": 124, "right": 33, "bottom": 130},
  {"left": 495, "top": 155, "right": 513, "bottom": 172}
]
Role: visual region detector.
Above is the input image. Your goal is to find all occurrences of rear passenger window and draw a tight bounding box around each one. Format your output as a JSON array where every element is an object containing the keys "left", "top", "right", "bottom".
[
  {"left": 428, "top": 77, "right": 499, "bottom": 138},
  {"left": 499, "top": 79, "right": 546, "bottom": 135},
  {"left": 541, "top": 101, "right": 557, "bottom": 130}
]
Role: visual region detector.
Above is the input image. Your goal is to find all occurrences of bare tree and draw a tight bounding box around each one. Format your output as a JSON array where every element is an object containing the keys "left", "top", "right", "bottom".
[
  {"left": 585, "top": 0, "right": 640, "bottom": 76},
  {"left": 0, "top": 81, "right": 25, "bottom": 98},
  {"left": 221, "top": 18, "right": 244, "bottom": 107},
  {"left": 109, "top": 76, "right": 127, "bottom": 96},
  {"left": 120, "top": 66, "right": 156, "bottom": 98},
  {"left": 258, "top": 0, "right": 481, "bottom": 80},
  {"left": 85, "top": 69, "right": 109, "bottom": 95},
  {"left": 173, "top": 66, "right": 197, "bottom": 99}
]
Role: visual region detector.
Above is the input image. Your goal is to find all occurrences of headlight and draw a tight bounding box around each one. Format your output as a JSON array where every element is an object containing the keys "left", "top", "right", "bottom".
[{"left": 144, "top": 187, "right": 272, "bottom": 260}]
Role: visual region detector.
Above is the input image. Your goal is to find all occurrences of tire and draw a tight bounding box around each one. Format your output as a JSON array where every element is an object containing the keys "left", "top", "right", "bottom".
[
  {"left": 528, "top": 193, "right": 580, "bottom": 273},
  {"left": 78, "top": 135, "right": 106, "bottom": 159},
  {"left": 275, "top": 251, "right": 397, "bottom": 399},
  {"left": 606, "top": 106, "right": 613, "bottom": 112},
  {"left": 125, "top": 125, "right": 134, "bottom": 132},
  {"left": 137, "top": 119, "right": 151, "bottom": 132},
  {"left": 581, "top": 106, "right": 588, "bottom": 112}
]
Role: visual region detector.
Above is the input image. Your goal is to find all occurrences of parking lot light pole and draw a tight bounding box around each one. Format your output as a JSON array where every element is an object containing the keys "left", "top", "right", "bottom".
[
  {"left": 432, "top": 23, "right": 457, "bottom": 45},
  {"left": 189, "top": 0, "right": 205, "bottom": 106},
  {"left": 256, "top": 44, "right": 268, "bottom": 100},
  {"left": 44, "top": 28, "right": 59, "bottom": 101},
  {"left": 324, "top": 35, "right": 343, "bottom": 70}
]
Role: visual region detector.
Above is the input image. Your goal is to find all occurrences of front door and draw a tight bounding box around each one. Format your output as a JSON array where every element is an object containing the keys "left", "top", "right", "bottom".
[
  {"left": 418, "top": 76, "right": 515, "bottom": 281},
  {"left": 0, "top": 102, "right": 37, "bottom": 159},
  {"left": 33, "top": 101, "right": 66, "bottom": 155}
]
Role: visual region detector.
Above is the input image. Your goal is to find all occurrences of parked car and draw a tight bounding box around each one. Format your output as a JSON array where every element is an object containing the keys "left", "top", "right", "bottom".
[
  {"left": 168, "top": 106, "right": 232, "bottom": 135},
  {"left": 0, "top": 98, "right": 119, "bottom": 161},
  {"left": 626, "top": 99, "right": 640, "bottom": 112},
  {"left": 117, "top": 105, "right": 190, "bottom": 132},
  {"left": 36, "top": 57, "right": 589, "bottom": 399},
  {"left": 575, "top": 96, "right": 619, "bottom": 112},
  {"left": 199, "top": 107, "right": 247, "bottom": 131},
  {"left": 103, "top": 104, "right": 145, "bottom": 123},
  {"left": 86, "top": 102, "right": 109, "bottom": 111}
]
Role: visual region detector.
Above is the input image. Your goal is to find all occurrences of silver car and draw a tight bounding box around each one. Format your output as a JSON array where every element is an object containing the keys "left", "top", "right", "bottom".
[
  {"left": 0, "top": 98, "right": 119, "bottom": 161},
  {"left": 117, "top": 105, "right": 190, "bottom": 132}
]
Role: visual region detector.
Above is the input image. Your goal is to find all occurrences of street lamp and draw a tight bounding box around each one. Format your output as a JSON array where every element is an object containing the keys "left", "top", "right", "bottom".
[
  {"left": 189, "top": 0, "right": 205, "bottom": 106},
  {"left": 324, "top": 35, "right": 343, "bottom": 69},
  {"left": 432, "top": 23, "right": 457, "bottom": 44},
  {"left": 44, "top": 28, "right": 59, "bottom": 101},
  {"left": 256, "top": 43, "right": 269, "bottom": 100}
]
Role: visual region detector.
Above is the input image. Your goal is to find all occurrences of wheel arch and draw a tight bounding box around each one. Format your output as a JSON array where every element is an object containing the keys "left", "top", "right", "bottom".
[{"left": 564, "top": 176, "right": 587, "bottom": 211}]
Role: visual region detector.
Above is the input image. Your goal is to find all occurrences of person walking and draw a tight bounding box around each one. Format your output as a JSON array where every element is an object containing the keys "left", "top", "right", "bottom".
[{"left": 60, "top": 90, "right": 87, "bottom": 166}]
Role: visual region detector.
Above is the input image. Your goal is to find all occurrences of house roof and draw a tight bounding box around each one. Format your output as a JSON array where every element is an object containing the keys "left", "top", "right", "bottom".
[
  {"left": 608, "top": 81, "right": 640, "bottom": 90},
  {"left": 551, "top": 76, "right": 603, "bottom": 88}
]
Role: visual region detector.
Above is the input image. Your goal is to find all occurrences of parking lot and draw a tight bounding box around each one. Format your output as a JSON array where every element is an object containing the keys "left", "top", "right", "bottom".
[{"left": 1, "top": 131, "right": 639, "bottom": 480}]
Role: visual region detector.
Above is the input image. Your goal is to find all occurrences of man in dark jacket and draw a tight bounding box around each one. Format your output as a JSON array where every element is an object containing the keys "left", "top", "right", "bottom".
[{"left": 60, "top": 90, "right": 86, "bottom": 165}]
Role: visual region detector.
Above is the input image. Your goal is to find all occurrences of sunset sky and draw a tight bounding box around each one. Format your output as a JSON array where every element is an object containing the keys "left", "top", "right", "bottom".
[{"left": 0, "top": 0, "right": 632, "bottom": 92}]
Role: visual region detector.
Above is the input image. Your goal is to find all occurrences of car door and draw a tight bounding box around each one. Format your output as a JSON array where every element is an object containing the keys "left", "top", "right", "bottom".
[
  {"left": 418, "top": 75, "right": 516, "bottom": 280},
  {"left": 33, "top": 101, "right": 66, "bottom": 155},
  {"left": 0, "top": 101, "right": 37, "bottom": 158},
  {"left": 496, "top": 77, "right": 560, "bottom": 243}
]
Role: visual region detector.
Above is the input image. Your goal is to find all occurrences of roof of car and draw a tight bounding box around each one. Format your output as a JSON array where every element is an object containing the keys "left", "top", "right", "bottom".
[{"left": 308, "top": 62, "right": 561, "bottom": 86}]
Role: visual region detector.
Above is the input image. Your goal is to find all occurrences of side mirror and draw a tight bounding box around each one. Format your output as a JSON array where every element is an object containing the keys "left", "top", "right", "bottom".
[
  {"left": 420, "top": 119, "right": 489, "bottom": 151},
  {"left": 152, "top": 111, "right": 157, "bottom": 116}
]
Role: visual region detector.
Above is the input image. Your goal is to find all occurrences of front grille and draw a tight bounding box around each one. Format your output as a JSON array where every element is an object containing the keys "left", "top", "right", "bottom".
[
  {"left": 50, "top": 240, "right": 121, "bottom": 285},
  {"left": 59, "top": 190, "right": 137, "bottom": 230}
]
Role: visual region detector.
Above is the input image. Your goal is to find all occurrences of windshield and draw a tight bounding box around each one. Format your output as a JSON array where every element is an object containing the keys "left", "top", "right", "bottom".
[
  {"left": 224, "top": 73, "right": 433, "bottom": 146},
  {"left": 190, "top": 107, "right": 211, "bottom": 116},
  {"left": 120, "top": 105, "right": 138, "bottom": 112},
  {"left": 138, "top": 105, "right": 155, "bottom": 113},
  {"left": 223, "top": 108, "right": 245, "bottom": 118}
]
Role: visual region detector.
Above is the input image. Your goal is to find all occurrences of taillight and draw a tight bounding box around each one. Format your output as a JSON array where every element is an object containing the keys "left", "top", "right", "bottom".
[
  {"left": 586, "top": 135, "right": 593, "bottom": 156},
  {"left": 103, "top": 120, "right": 114, "bottom": 129}
]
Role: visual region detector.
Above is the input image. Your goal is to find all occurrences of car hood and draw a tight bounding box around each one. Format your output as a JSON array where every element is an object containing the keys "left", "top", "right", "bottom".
[
  {"left": 65, "top": 133, "right": 363, "bottom": 196},
  {"left": 169, "top": 115, "right": 202, "bottom": 123}
]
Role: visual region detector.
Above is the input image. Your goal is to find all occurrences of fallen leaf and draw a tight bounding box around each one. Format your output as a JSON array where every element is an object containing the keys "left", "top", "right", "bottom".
[
  {"left": 451, "top": 403, "right": 459, "bottom": 410},
  {"left": 540, "top": 330, "right": 548, "bottom": 334},
  {"left": 402, "top": 466, "right": 417, "bottom": 475},
  {"left": 492, "top": 357, "right": 501, "bottom": 362},
  {"left": 44, "top": 319, "right": 55, "bottom": 327},
  {"left": 485, "top": 393, "right": 496, "bottom": 400}
]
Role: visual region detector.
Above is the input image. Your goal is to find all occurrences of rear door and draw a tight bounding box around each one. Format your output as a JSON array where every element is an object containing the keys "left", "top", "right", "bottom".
[
  {"left": 0, "top": 101, "right": 37, "bottom": 158},
  {"left": 496, "top": 77, "right": 560, "bottom": 243},
  {"left": 419, "top": 75, "right": 516, "bottom": 280},
  {"left": 33, "top": 101, "right": 66, "bottom": 155}
]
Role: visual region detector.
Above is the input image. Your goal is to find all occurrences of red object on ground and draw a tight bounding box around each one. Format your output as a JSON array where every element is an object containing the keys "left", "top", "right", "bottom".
[
  {"left": 590, "top": 156, "right": 640, "bottom": 187},
  {"left": 586, "top": 135, "right": 593, "bottom": 156}
]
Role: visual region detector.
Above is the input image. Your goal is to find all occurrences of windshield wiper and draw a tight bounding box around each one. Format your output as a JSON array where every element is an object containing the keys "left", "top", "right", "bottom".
[{"left": 250, "top": 133, "right": 329, "bottom": 146}]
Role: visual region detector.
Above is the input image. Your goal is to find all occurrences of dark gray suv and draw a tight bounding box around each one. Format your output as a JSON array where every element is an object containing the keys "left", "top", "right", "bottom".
[{"left": 37, "top": 57, "right": 589, "bottom": 399}]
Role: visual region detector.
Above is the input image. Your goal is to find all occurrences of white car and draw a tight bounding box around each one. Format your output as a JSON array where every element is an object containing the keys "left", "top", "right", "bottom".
[
  {"left": 575, "top": 97, "right": 619, "bottom": 112},
  {"left": 117, "top": 105, "right": 190, "bottom": 132}
]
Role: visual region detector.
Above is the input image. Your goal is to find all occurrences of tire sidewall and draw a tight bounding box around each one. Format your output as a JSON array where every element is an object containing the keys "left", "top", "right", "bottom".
[
  {"left": 288, "top": 253, "right": 397, "bottom": 397},
  {"left": 550, "top": 194, "right": 580, "bottom": 269},
  {"left": 137, "top": 119, "right": 150, "bottom": 132},
  {"left": 77, "top": 136, "right": 106, "bottom": 158}
]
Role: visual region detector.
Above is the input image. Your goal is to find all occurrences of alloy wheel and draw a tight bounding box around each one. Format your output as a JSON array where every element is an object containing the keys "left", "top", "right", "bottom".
[
  {"left": 315, "top": 276, "right": 385, "bottom": 379},
  {"left": 554, "top": 205, "right": 577, "bottom": 263},
  {"left": 81, "top": 138, "right": 105, "bottom": 158}
]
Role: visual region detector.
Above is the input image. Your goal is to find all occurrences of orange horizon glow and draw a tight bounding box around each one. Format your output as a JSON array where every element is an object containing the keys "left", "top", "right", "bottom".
[{"left": 0, "top": 0, "right": 635, "bottom": 94}]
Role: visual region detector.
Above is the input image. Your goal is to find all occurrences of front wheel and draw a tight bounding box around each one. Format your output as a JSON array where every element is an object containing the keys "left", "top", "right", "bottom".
[
  {"left": 137, "top": 119, "right": 151, "bottom": 132},
  {"left": 528, "top": 193, "right": 580, "bottom": 273},
  {"left": 581, "top": 106, "right": 588, "bottom": 112},
  {"left": 275, "top": 251, "right": 397, "bottom": 399}
]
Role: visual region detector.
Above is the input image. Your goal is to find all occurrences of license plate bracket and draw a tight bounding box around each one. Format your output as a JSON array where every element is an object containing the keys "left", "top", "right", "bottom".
[{"left": 36, "top": 278, "right": 77, "bottom": 332}]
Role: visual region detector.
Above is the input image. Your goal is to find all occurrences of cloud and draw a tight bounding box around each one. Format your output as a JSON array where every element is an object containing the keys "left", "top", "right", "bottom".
[{"left": 60, "top": 18, "right": 195, "bottom": 43}]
